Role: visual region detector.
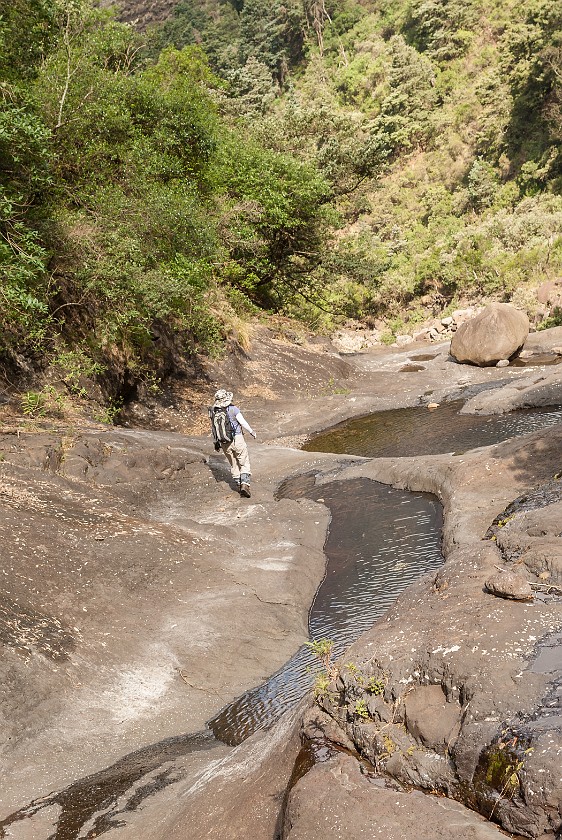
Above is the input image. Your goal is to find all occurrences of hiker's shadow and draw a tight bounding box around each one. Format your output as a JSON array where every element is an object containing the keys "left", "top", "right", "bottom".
[{"left": 207, "top": 455, "right": 240, "bottom": 493}]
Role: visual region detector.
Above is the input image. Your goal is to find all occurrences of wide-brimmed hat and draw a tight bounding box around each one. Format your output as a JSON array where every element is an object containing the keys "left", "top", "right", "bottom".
[{"left": 213, "top": 389, "right": 233, "bottom": 408}]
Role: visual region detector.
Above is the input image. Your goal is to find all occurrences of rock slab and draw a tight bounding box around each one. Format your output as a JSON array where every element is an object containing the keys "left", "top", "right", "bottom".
[
  {"left": 283, "top": 754, "right": 508, "bottom": 840},
  {"left": 484, "top": 570, "right": 534, "bottom": 601}
]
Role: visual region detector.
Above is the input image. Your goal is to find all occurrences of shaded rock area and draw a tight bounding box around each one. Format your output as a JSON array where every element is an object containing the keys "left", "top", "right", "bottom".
[
  {"left": 98, "top": 0, "right": 177, "bottom": 28},
  {"left": 164, "top": 703, "right": 305, "bottom": 840},
  {"left": 462, "top": 370, "right": 562, "bottom": 415},
  {"left": 459, "top": 327, "right": 562, "bottom": 416},
  {"left": 450, "top": 303, "right": 529, "bottom": 366},
  {"left": 1, "top": 324, "right": 561, "bottom": 839},
  {"left": 521, "top": 325, "right": 562, "bottom": 354},
  {"left": 490, "top": 483, "right": 562, "bottom": 587}
]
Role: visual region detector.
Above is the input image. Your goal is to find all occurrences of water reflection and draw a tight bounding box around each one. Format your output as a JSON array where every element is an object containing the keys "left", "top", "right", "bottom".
[
  {"left": 303, "top": 401, "right": 562, "bottom": 458},
  {"left": 210, "top": 479, "right": 443, "bottom": 744}
]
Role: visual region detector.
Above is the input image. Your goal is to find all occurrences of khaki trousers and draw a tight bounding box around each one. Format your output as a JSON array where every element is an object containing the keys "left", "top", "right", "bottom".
[{"left": 221, "top": 434, "right": 251, "bottom": 479}]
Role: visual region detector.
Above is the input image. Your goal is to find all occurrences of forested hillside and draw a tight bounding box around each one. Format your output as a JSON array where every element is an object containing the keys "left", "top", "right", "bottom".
[{"left": 1, "top": 0, "right": 561, "bottom": 412}]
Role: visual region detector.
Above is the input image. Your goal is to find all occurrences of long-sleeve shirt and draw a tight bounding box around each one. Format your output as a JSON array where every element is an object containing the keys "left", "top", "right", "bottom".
[{"left": 228, "top": 405, "right": 255, "bottom": 437}]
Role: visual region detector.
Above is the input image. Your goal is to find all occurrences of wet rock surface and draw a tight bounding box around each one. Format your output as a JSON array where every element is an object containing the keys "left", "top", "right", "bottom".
[{"left": 1, "top": 324, "right": 561, "bottom": 839}]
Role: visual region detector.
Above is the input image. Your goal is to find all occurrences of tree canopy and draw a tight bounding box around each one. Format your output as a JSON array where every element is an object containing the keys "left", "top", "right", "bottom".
[{"left": 1, "top": 0, "right": 561, "bottom": 406}]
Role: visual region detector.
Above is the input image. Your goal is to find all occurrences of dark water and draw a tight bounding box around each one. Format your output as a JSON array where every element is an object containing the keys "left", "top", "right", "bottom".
[
  {"left": 303, "top": 401, "right": 562, "bottom": 458},
  {"left": 0, "top": 730, "right": 217, "bottom": 839},
  {"left": 511, "top": 353, "right": 562, "bottom": 367},
  {"left": 209, "top": 478, "right": 443, "bottom": 744}
]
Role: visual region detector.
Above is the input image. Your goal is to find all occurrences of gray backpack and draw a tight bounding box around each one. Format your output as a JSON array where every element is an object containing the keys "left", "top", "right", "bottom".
[{"left": 209, "top": 406, "right": 234, "bottom": 445}]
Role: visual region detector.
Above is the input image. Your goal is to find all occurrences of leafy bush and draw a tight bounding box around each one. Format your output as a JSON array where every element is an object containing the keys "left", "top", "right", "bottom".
[
  {"left": 213, "top": 133, "right": 332, "bottom": 309},
  {"left": 0, "top": 85, "right": 52, "bottom": 352},
  {"left": 404, "top": 0, "right": 475, "bottom": 62}
]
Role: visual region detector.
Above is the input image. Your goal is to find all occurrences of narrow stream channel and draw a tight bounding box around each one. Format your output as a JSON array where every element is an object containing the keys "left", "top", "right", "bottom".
[
  {"left": 2, "top": 401, "right": 560, "bottom": 839},
  {"left": 209, "top": 478, "right": 443, "bottom": 744}
]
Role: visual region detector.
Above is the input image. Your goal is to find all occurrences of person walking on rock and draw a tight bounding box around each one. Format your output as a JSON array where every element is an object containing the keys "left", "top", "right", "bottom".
[{"left": 209, "top": 389, "right": 257, "bottom": 497}]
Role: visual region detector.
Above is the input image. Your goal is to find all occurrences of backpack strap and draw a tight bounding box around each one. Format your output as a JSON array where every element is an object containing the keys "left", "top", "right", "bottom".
[{"left": 208, "top": 406, "right": 219, "bottom": 444}]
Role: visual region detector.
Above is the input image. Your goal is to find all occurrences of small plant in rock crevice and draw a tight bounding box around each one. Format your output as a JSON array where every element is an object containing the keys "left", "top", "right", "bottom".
[
  {"left": 476, "top": 734, "right": 535, "bottom": 821},
  {"left": 21, "top": 391, "right": 46, "bottom": 417},
  {"left": 344, "top": 661, "right": 386, "bottom": 696},
  {"left": 20, "top": 387, "right": 67, "bottom": 418},
  {"left": 321, "top": 377, "right": 351, "bottom": 396},
  {"left": 306, "top": 638, "right": 338, "bottom": 677},
  {"left": 91, "top": 399, "right": 123, "bottom": 425},
  {"left": 366, "top": 675, "right": 386, "bottom": 695},
  {"left": 354, "top": 699, "right": 370, "bottom": 719},
  {"left": 306, "top": 638, "right": 339, "bottom": 699},
  {"left": 380, "top": 732, "right": 397, "bottom": 758}
]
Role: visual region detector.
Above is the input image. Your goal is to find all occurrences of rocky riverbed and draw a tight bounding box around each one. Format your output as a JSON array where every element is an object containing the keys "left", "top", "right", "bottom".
[{"left": 0, "top": 327, "right": 561, "bottom": 839}]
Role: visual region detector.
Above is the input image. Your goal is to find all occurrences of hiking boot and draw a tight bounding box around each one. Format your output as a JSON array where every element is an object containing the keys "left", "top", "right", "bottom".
[{"left": 240, "top": 483, "right": 251, "bottom": 498}]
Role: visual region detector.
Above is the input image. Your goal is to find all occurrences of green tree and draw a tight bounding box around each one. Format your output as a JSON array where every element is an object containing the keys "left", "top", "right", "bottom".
[
  {"left": 0, "top": 0, "right": 56, "bottom": 81},
  {"left": 238, "top": 0, "right": 306, "bottom": 86},
  {"left": 0, "top": 0, "right": 54, "bottom": 354},
  {"left": 502, "top": 0, "right": 562, "bottom": 187},
  {"left": 371, "top": 35, "right": 437, "bottom": 158},
  {"left": 214, "top": 134, "right": 332, "bottom": 309},
  {"left": 403, "top": 0, "right": 474, "bottom": 62}
]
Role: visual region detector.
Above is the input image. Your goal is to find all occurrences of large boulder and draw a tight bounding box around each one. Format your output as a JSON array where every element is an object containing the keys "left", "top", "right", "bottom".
[{"left": 450, "top": 303, "right": 529, "bottom": 366}]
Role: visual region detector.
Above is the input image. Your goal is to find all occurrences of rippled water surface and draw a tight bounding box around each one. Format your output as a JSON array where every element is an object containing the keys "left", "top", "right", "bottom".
[
  {"left": 209, "top": 478, "right": 443, "bottom": 744},
  {"left": 303, "top": 401, "right": 562, "bottom": 458},
  {"left": 308, "top": 479, "right": 443, "bottom": 644}
]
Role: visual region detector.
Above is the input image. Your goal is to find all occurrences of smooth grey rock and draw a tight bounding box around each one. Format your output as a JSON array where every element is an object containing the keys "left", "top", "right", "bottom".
[
  {"left": 0, "top": 428, "right": 330, "bottom": 826},
  {"left": 2, "top": 329, "right": 562, "bottom": 840},
  {"left": 520, "top": 324, "right": 562, "bottom": 355},
  {"left": 450, "top": 303, "right": 529, "bottom": 366}
]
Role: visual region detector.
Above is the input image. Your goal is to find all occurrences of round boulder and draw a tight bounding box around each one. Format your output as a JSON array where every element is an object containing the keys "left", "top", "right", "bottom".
[{"left": 450, "top": 303, "right": 529, "bottom": 366}]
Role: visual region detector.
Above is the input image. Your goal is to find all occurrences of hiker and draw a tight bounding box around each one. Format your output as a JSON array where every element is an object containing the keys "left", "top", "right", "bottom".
[{"left": 209, "top": 389, "right": 257, "bottom": 497}]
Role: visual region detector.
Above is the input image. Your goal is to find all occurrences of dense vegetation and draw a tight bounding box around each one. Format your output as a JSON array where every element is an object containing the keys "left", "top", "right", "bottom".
[{"left": 1, "top": 0, "right": 561, "bottom": 409}]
